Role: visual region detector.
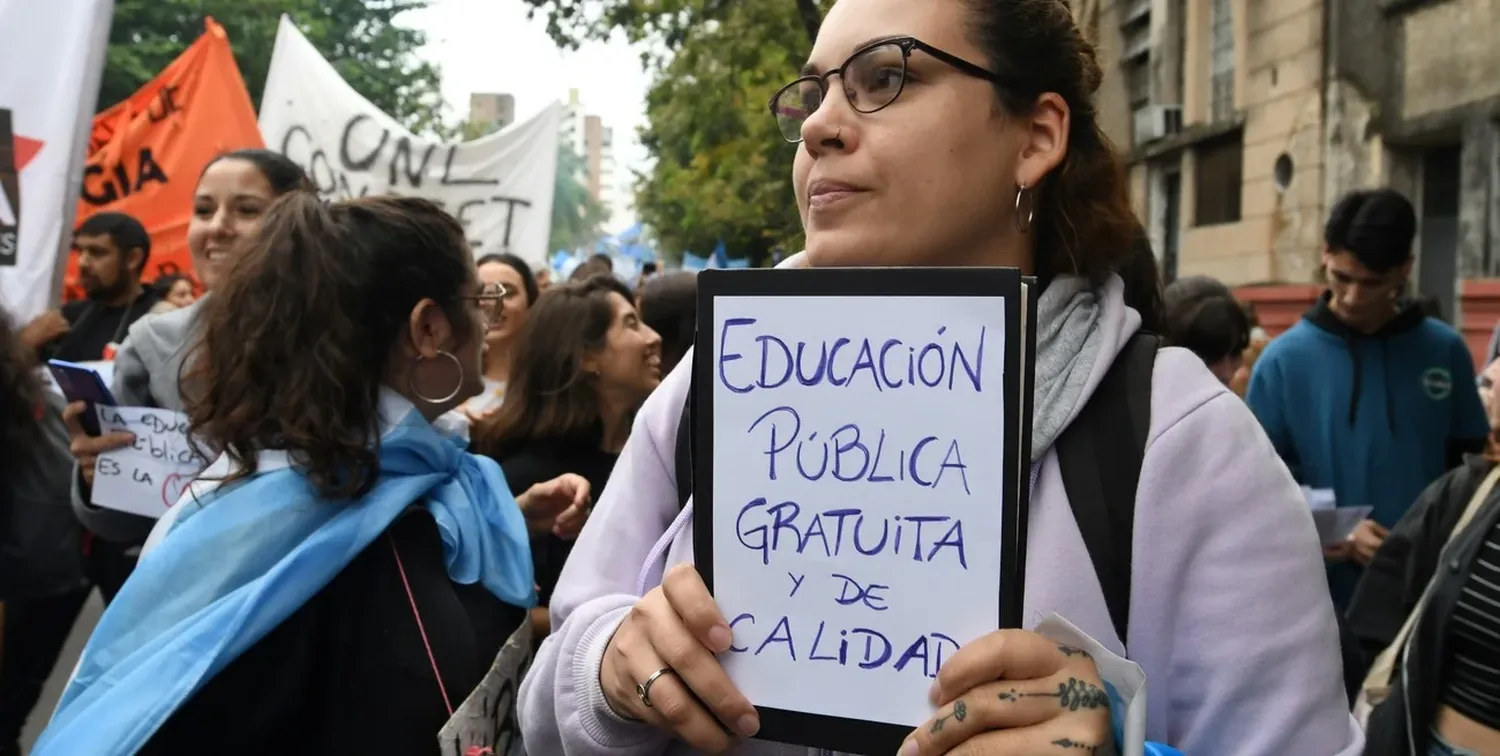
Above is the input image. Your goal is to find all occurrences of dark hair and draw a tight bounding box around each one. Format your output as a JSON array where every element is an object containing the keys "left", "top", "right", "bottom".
[
  {"left": 76, "top": 212, "right": 151, "bottom": 274},
  {"left": 0, "top": 308, "right": 44, "bottom": 473},
  {"left": 1119, "top": 224, "right": 1166, "bottom": 334},
  {"left": 962, "top": 0, "right": 1138, "bottom": 284},
  {"left": 474, "top": 274, "right": 637, "bottom": 459},
  {"left": 639, "top": 271, "right": 698, "bottom": 375},
  {"left": 569, "top": 257, "right": 613, "bottom": 283},
  {"left": 199, "top": 148, "right": 310, "bottom": 196},
  {"left": 183, "top": 194, "right": 476, "bottom": 499},
  {"left": 1164, "top": 275, "right": 1252, "bottom": 364},
  {"left": 1324, "top": 188, "right": 1417, "bottom": 273},
  {"left": 153, "top": 273, "right": 195, "bottom": 297},
  {"left": 588, "top": 252, "right": 613, "bottom": 270},
  {"left": 476, "top": 253, "right": 539, "bottom": 306},
  {"left": 1415, "top": 293, "right": 1444, "bottom": 322}
]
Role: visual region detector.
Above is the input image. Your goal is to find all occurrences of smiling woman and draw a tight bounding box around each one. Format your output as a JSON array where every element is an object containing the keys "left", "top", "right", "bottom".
[
  {"left": 60, "top": 148, "right": 309, "bottom": 601},
  {"left": 473, "top": 274, "right": 663, "bottom": 640}
]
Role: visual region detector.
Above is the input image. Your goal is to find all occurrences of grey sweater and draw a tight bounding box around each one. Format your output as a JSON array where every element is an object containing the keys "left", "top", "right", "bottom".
[{"left": 70, "top": 298, "right": 203, "bottom": 545}]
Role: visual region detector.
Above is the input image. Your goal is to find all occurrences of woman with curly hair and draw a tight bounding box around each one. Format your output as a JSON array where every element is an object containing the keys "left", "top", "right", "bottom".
[
  {"left": 34, "top": 194, "right": 588, "bottom": 755},
  {"left": 63, "top": 148, "right": 310, "bottom": 602}
]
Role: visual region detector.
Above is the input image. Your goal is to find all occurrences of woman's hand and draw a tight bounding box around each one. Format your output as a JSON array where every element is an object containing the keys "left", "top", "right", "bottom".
[
  {"left": 517, "top": 473, "right": 591, "bottom": 538},
  {"left": 600, "top": 563, "right": 760, "bottom": 753},
  {"left": 901, "top": 630, "right": 1113, "bottom": 756},
  {"left": 63, "top": 402, "right": 134, "bottom": 492}
]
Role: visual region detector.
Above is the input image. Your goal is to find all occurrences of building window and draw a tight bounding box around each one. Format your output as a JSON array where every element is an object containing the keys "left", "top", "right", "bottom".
[
  {"left": 1121, "top": 2, "right": 1152, "bottom": 141},
  {"left": 1194, "top": 132, "right": 1242, "bottom": 226},
  {"left": 1126, "top": 60, "right": 1151, "bottom": 111},
  {"left": 1209, "top": 0, "right": 1235, "bottom": 122}
]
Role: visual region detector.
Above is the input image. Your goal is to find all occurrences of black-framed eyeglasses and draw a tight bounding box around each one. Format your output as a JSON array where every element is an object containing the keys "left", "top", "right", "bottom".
[
  {"left": 769, "top": 36, "right": 1016, "bottom": 144},
  {"left": 462, "top": 281, "right": 508, "bottom": 321}
]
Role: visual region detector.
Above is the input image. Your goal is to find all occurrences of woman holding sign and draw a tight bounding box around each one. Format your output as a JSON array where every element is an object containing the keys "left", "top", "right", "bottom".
[
  {"left": 519, "top": 0, "right": 1361, "bottom": 754},
  {"left": 61, "top": 149, "right": 310, "bottom": 602},
  {"left": 36, "top": 194, "right": 587, "bottom": 754}
]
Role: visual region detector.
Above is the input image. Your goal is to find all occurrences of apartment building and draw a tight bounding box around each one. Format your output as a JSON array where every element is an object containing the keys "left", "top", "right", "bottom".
[
  {"left": 467, "top": 92, "right": 516, "bottom": 135},
  {"left": 563, "top": 89, "right": 628, "bottom": 231},
  {"left": 1080, "top": 0, "right": 1500, "bottom": 320}
]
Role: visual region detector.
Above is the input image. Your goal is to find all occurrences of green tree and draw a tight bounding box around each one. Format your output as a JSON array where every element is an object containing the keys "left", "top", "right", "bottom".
[
  {"left": 550, "top": 146, "right": 610, "bottom": 254},
  {"left": 517, "top": 0, "right": 822, "bottom": 53},
  {"left": 100, "top": 0, "right": 447, "bottom": 135},
  {"left": 522, "top": 0, "right": 825, "bottom": 265}
]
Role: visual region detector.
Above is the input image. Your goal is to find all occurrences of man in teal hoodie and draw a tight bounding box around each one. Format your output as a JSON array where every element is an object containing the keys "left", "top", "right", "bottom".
[{"left": 1247, "top": 188, "right": 1488, "bottom": 610}]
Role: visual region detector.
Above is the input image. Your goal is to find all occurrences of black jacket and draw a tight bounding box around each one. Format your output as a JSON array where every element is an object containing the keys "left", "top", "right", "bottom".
[
  {"left": 1347, "top": 455, "right": 1500, "bottom": 755},
  {"left": 0, "top": 391, "right": 87, "bottom": 600},
  {"left": 495, "top": 437, "right": 617, "bottom": 606}
]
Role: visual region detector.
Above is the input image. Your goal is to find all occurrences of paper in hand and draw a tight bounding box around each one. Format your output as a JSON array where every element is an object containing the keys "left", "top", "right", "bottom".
[
  {"left": 1312, "top": 506, "right": 1373, "bottom": 546},
  {"left": 91, "top": 406, "right": 209, "bottom": 519}
]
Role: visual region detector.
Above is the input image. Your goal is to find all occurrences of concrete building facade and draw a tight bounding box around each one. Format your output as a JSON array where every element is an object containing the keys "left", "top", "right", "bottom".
[
  {"left": 467, "top": 92, "right": 516, "bottom": 135},
  {"left": 1078, "top": 0, "right": 1500, "bottom": 322},
  {"left": 563, "top": 89, "right": 629, "bottom": 232}
]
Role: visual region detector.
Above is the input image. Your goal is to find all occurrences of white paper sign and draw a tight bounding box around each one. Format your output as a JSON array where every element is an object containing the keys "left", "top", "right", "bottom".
[
  {"left": 258, "top": 15, "right": 560, "bottom": 270},
  {"left": 91, "top": 406, "right": 208, "bottom": 519},
  {"left": 710, "top": 295, "right": 1009, "bottom": 728}
]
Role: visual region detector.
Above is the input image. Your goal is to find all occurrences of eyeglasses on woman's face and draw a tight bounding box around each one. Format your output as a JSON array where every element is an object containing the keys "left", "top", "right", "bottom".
[
  {"left": 462, "top": 281, "right": 509, "bottom": 323},
  {"left": 769, "top": 36, "right": 1012, "bottom": 144}
]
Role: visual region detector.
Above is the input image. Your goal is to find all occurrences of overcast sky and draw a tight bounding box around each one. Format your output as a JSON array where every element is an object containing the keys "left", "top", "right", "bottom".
[{"left": 405, "top": 0, "right": 652, "bottom": 222}]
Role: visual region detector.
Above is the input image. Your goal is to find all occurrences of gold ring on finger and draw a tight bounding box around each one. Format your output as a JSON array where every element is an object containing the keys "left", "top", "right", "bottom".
[{"left": 636, "top": 666, "right": 675, "bottom": 709}]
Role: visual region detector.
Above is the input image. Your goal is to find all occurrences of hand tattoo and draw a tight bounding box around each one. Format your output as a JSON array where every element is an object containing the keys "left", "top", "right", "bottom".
[
  {"left": 1052, "top": 738, "right": 1098, "bottom": 752},
  {"left": 996, "top": 678, "right": 1109, "bottom": 711},
  {"left": 1057, "top": 644, "right": 1092, "bottom": 659},
  {"left": 930, "top": 699, "right": 968, "bottom": 733}
]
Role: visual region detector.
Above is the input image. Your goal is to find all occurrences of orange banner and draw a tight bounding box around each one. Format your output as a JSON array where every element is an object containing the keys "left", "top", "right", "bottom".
[{"left": 66, "top": 17, "right": 262, "bottom": 301}]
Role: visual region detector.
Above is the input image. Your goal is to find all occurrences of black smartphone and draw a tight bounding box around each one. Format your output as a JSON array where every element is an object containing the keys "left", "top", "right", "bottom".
[{"left": 47, "top": 360, "right": 118, "bottom": 436}]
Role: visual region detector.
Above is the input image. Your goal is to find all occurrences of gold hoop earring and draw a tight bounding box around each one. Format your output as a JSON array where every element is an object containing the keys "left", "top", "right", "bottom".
[
  {"left": 408, "top": 350, "right": 465, "bottom": 405},
  {"left": 1014, "top": 183, "right": 1034, "bottom": 235}
]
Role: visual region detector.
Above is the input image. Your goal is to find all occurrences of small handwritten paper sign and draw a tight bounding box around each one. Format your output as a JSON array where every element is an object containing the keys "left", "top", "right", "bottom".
[
  {"left": 693, "top": 268, "right": 1031, "bottom": 753},
  {"left": 91, "top": 406, "right": 209, "bottom": 519}
]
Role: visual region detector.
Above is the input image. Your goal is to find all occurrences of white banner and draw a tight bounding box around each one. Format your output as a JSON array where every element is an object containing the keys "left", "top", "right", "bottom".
[
  {"left": 258, "top": 16, "right": 559, "bottom": 269},
  {"left": 0, "top": 0, "right": 115, "bottom": 322}
]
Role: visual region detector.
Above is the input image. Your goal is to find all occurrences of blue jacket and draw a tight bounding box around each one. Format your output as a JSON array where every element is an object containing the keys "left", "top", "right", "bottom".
[{"left": 1246, "top": 294, "right": 1487, "bottom": 605}]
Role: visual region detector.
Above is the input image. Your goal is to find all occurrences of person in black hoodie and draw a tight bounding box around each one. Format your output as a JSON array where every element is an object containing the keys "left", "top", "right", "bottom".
[
  {"left": 474, "top": 275, "right": 663, "bottom": 641},
  {"left": 1246, "top": 189, "right": 1489, "bottom": 618}
]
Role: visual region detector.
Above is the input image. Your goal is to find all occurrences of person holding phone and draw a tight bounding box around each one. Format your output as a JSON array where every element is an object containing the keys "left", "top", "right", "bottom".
[{"left": 63, "top": 149, "right": 309, "bottom": 601}]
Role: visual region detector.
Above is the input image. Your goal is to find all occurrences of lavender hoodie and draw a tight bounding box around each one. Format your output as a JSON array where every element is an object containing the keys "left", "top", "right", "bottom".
[{"left": 519, "top": 272, "right": 1364, "bottom": 756}]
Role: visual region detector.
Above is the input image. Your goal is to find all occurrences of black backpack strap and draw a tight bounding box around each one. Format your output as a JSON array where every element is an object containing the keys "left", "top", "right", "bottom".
[
  {"left": 1055, "top": 332, "right": 1159, "bottom": 646},
  {"left": 675, "top": 386, "right": 693, "bottom": 510}
]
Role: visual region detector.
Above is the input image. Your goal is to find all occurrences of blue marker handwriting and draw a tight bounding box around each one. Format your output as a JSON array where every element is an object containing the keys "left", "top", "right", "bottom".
[
  {"left": 718, "top": 318, "right": 987, "bottom": 395},
  {"left": 747, "top": 406, "right": 972, "bottom": 493},
  {"left": 735, "top": 498, "right": 968, "bottom": 569},
  {"left": 726, "top": 613, "right": 960, "bottom": 679}
]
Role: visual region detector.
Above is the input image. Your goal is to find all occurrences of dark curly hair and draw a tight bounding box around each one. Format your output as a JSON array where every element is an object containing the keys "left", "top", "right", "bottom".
[
  {"left": 962, "top": 0, "right": 1139, "bottom": 284},
  {"left": 0, "top": 308, "right": 44, "bottom": 475},
  {"left": 182, "top": 194, "right": 477, "bottom": 499},
  {"left": 474, "top": 274, "right": 636, "bottom": 459}
]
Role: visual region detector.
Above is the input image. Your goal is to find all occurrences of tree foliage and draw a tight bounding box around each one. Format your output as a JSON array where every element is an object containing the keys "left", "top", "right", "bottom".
[
  {"left": 550, "top": 146, "right": 610, "bottom": 254},
  {"left": 101, "top": 0, "right": 448, "bottom": 135},
  {"left": 521, "top": 0, "right": 825, "bottom": 265},
  {"left": 517, "top": 0, "right": 822, "bottom": 57}
]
